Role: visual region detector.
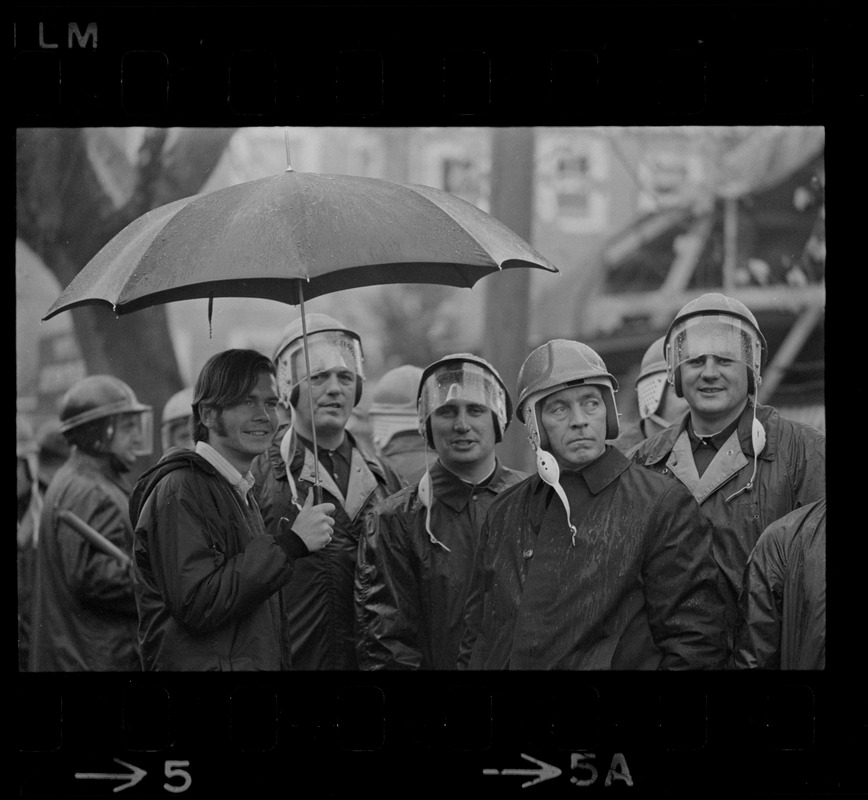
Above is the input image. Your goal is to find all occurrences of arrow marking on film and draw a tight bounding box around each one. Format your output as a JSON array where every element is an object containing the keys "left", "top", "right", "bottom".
[
  {"left": 483, "top": 753, "right": 562, "bottom": 788},
  {"left": 75, "top": 758, "right": 147, "bottom": 792}
]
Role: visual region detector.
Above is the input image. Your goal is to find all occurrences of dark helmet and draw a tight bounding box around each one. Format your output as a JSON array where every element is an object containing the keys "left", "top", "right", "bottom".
[
  {"left": 417, "top": 353, "right": 513, "bottom": 447},
  {"left": 516, "top": 339, "right": 620, "bottom": 444},
  {"left": 59, "top": 375, "right": 152, "bottom": 456},
  {"left": 273, "top": 313, "right": 365, "bottom": 407}
]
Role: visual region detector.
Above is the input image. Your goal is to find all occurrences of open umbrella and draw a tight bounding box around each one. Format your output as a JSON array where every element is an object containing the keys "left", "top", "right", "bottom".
[{"left": 43, "top": 166, "right": 559, "bottom": 493}]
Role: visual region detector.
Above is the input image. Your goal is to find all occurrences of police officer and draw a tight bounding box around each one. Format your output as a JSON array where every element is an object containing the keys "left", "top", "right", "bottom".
[
  {"left": 630, "top": 293, "right": 826, "bottom": 655},
  {"left": 367, "top": 364, "right": 427, "bottom": 484},
  {"left": 29, "top": 376, "right": 152, "bottom": 671},
  {"left": 252, "top": 314, "right": 404, "bottom": 670},
  {"left": 460, "top": 339, "right": 726, "bottom": 670},
  {"left": 612, "top": 336, "right": 690, "bottom": 454},
  {"left": 160, "top": 386, "right": 195, "bottom": 453},
  {"left": 356, "top": 354, "right": 526, "bottom": 670}
]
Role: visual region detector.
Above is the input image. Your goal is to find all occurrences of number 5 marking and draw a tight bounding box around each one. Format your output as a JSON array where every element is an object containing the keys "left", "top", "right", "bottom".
[{"left": 164, "top": 760, "right": 192, "bottom": 793}]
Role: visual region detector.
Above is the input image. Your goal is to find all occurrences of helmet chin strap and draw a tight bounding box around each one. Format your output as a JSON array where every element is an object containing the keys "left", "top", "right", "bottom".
[
  {"left": 280, "top": 423, "right": 304, "bottom": 513},
  {"left": 417, "top": 445, "right": 452, "bottom": 553},
  {"left": 725, "top": 381, "right": 766, "bottom": 503},
  {"left": 528, "top": 405, "right": 578, "bottom": 546}
]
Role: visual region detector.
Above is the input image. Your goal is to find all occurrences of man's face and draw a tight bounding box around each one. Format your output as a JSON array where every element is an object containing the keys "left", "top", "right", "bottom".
[
  {"left": 680, "top": 355, "right": 749, "bottom": 428},
  {"left": 205, "top": 371, "right": 280, "bottom": 471},
  {"left": 430, "top": 399, "right": 496, "bottom": 471},
  {"left": 108, "top": 413, "right": 147, "bottom": 467},
  {"left": 540, "top": 385, "right": 608, "bottom": 470},
  {"left": 292, "top": 367, "right": 356, "bottom": 438}
]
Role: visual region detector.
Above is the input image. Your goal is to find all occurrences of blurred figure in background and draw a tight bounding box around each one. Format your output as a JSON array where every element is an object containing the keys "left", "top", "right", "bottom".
[
  {"left": 18, "top": 418, "right": 70, "bottom": 670},
  {"left": 30, "top": 376, "right": 152, "bottom": 671},
  {"left": 732, "top": 498, "right": 826, "bottom": 670},
  {"left": 252, "top": 314, "right": 403, "bottom": 670},
  {"left": 612, "top": 336, "right": 689, "bottom": 454},
  {"left": 356, "top": 354, "right": 526, "bottom": 670},
  {"left": 160, "top": 386, "right": 195, "bottom": 453},
  {"left": 368, "top": 364, "right": 428, "bottom": 484}
]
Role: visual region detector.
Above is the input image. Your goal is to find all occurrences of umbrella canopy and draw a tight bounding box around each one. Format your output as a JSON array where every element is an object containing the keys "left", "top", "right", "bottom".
[{"left": 43, "top": 169, "right": 558, "bottom": 320}]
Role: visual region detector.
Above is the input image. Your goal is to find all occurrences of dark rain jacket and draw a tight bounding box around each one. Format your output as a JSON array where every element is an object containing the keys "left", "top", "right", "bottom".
[
  {"left": 629, "top": 402, "right": 826, "bottom": 652},
  {"left": 29, "top": 451, "right": 139, "bottom": 672},
  {"left": 130, "top": 449, "right": 309, "bottom": 671},
  {"left": 378, "top": 431, "right": 429, "bottom": 485},
  {"left": 252, "top": 426, "right": 404, "bottom": 670},
  {"left": 732, "top": 498, "right": 826, "bottom": 670},
  {"left": 356, "top": 459, "right": 526, "bottom": 670},
  {"left": 460, "top": 446, "right": 727, "bottom": 670}
]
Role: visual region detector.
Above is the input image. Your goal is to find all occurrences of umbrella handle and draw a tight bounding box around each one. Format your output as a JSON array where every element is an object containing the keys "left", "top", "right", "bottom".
[{"left": 298, "top": 281, "right": 324, "bottom": 505}]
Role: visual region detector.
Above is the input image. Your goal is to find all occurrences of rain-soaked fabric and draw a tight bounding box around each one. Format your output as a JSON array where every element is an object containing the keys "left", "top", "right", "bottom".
[
  {"left": 251, "top": 424, "right": 404, "bottom": 670},
  {"left": 668, "top": 315, "right": 762, "bottom": 376},
  {"left": 418, "top": 361, "right": 508, "bottom": 433},
  {"left": 129, "top": 449, "right": 306, "bottom": 671},
  {"left": 630, "top": 401, "right": 826, "bottom": 656},
  {"left": 377, "top": 431, "right": 429, "bottom": 485},
  {"left": 355, "top": 459, "right": 526, "bottom": 670},
  {"left": 732, "top": 499, "right": 826, "bottom": 670},
  {"left": 29, "top": 451, "right": 139, "bottom": 671},
  {"left": 459, "top": 446, "right": 727, "bottom": 670}
]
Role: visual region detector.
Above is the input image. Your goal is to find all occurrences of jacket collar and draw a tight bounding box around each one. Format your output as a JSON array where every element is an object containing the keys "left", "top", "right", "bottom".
[
  {"left": 70, "top": 448, "right": 130, "bottom": 492},
  {"left": 269, "top": 423, "right": 390, "bottom": 484},
  {"left": 636, "top": 400, "right": 778, "bottom": 466},
  {"left": 530, "top": 444, "right": 631, "bottom": 498},
  {"left": 430, "top": 458, "right": 513, "bottom": 512}
]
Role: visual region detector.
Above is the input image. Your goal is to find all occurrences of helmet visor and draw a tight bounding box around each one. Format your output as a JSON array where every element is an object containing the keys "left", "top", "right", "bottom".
[
  {"left": 278, "top": 330, "right": 364, "bottom": 393},
  {"left": 668, "top": 315, "right": 762, "bottom": 376},
  {"left": 418, "top": 362, "right": 507, "bottom": 429},
  {"left": 637, "top": 372, "right": 667, "bottom": 420},
  {"left": 114, "top": 410, "right": 153, "bottom": 457}
]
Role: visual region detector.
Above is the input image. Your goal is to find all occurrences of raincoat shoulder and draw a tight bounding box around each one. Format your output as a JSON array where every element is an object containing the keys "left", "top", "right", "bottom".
[
  {"left": 732, "top": 498, "right": 826, "bottom": 670},
  {"left": 131, "top": 448, "right": 299, "bottom": 671}
]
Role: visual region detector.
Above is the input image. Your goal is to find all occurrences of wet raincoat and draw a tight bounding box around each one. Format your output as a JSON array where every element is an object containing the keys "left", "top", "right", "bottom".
[
  {"left": 252, "top": 425, "right": 404, "bottom": 670},
  {"left": 732, "top": 498, "right": 826, "bottom": 670},
  {"left": 460, "top": 446, "right": 726, "bottom": 670},
  {"left": 356, "top": 459, "right": 526, "bottom": 670},
  {"left": 130, "top": 449, "right": 308, "bottom": 671},
  {"left": 29, "top": 451, "right": 139, "bottom": 671},
  {"left": 629, "top": 402, "right": 826, "bottom": 652},
  {"left": 377, "top": 431, "right": 429, "bottom": 485}
]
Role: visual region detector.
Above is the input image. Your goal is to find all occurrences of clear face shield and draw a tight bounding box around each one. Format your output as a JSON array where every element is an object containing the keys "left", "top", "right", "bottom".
[
  {"left": 667, "top": 315, "right": 763, "bottom": 383},
  {"left": 417, "top": 362, "right": 507, "bottom": 434},
  {"left": 110, "top": 410, "right": 154, "bottom": 457},
  {"left": 276, "top": 330, "right": 364, "bottom": 405}
]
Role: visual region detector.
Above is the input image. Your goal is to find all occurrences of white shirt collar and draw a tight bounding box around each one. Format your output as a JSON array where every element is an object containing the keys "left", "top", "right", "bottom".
[{"left": 195, "top": 441, "right": 255, "bottom": 504}]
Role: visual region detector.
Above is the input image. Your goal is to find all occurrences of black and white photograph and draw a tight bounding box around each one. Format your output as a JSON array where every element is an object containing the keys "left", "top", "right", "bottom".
[{"left": 15, "top": 4, "right": 854, "bottom": 798}]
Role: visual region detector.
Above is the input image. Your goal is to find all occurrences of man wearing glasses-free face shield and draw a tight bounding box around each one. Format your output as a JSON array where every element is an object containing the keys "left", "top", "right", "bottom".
[
  {"left": 355, "top": 354, "right": 526, "bottom": 671},
  {"left": 630, "top": 293, "right": 826, "bottom": 662},
  {"left": 251, "top": 314, "right": 404, "bottom": 671}
]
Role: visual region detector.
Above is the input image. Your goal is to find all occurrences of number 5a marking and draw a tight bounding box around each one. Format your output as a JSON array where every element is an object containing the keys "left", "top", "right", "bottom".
[{"left": 164, "top": 761, "right": 192, "bottom": 793}]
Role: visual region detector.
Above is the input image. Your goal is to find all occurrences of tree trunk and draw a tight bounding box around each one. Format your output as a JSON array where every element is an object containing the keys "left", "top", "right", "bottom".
[
  {"left": 484, "top": 128, "right": 536, "bottom": 473},
  {"left": 17, "top": 127, "right": 237, "bottom": 473}
]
